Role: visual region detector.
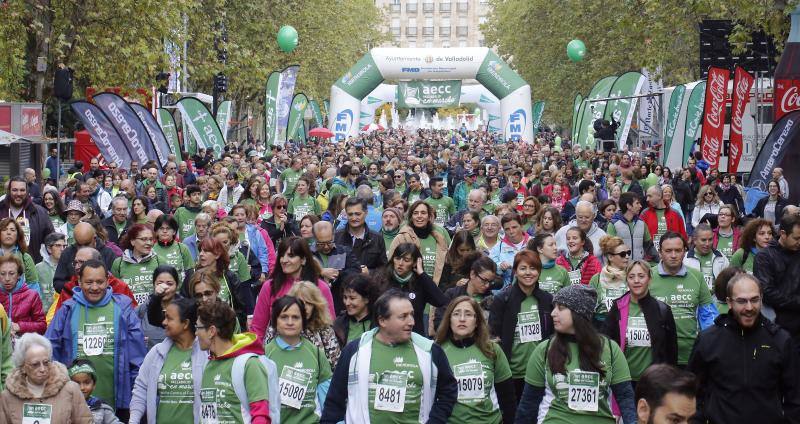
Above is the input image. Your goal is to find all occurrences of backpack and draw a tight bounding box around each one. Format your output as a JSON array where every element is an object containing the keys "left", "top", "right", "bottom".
[{"left": 232, "top": 353, "right": 281, "bottom": 424}]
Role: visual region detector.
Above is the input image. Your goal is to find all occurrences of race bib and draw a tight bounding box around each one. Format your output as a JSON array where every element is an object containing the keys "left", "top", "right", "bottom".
[
  {"left": 134, "top": 292, "right": 150, "bottom": 306},
  {"left": 374, "top": 371, "right": 407, "bottom": 412},
  {"left": 568, "top": 370, "right": 600, "bottom": 412},
  {"left": 568, "top": 270, "right": 581, "bottom": 285},
  {"left": 703, "top": 274, "right": 714, "bottom": 291},
  {"left": 626, "top": 316, "right": 651, "bottom": 347},
  {"left": 279, "top": 366, "right": 311, "bottom": 409},
  {"left": 22, "top": 403, "right": 51, "bottom": 424},
  {"left": 453, "top": 362, "right": 484, "bottom": 401},
  {"left": 200, "top": 388, "right": 219, "bottom": 424},
  {"left": 603, "top": 287, "right": 626, "bottom": 312},
  {"left": 517, "top": 192, "right": 524, "bottom": 206},
  {"left": 17, "top": 217, "right": 31, "bottom": 246},
  {"left": 516, "top": 311, "right": 542, "bottom": 343},
  {"left": 82, "top": 323, "right": 107, "bottom": 356}
]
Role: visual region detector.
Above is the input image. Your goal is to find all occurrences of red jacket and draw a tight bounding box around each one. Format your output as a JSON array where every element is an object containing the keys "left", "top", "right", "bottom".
[
  {"left": 556, "top": 253, "right": 602, "bottom": 286},
  {"left": 55, "top": 274, "right": 136, "bottom": 312},
  {"left": 0, "top": 279, "right": 46, "bottom": 334},
  {"left": 713, "top": 226, "right": 741, "bottom": 252},
  {"left": 640, "top": 207, "right": 687, "bottom": 241}
]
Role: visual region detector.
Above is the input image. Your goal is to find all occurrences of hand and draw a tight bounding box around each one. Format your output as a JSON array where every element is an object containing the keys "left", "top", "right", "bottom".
[
  {"left": 456, "top": 278, "right": 469, "bottom": 287},
  {"left": 260, "top": 273, "right": 267, "bottom": 283},
  {"left": 321, "top": 267, "right": 340, "bottom": 281},
  {"left": 500, "top": 261, "right": 512, "bottom": 271},
  {"left": 415, "top": 258, "right": 424, "bottom": 275},
  {"left": 154, "top": 283, "right": 168, "bottom": 296}
]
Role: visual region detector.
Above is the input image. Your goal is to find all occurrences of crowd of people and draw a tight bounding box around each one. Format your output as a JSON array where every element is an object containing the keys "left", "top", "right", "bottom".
[{"left": 0, "top": 127, "right": 796, "bottom": 423}]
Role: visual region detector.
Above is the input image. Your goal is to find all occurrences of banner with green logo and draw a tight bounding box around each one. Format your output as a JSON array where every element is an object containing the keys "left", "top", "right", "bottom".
[
  {"left": 396, "top": 80, "right": 461, "bottom": 108},
  {"left": 333, "top": 53, "right": 384, "bottom": 99},
  {"left": 683, "top": 81, "right": 706, "bottom": 162},
  {"left": 287, "top": 93, "right": 309, "bottom": 143},
  {"left": 309, "top": 100, "right": 323, "bottom": 128},
  {"left": 475, "top": 50, "right": 527, "bottom": 99},
  {"left": 576, "top": 75, "right": 618, "bottom": 148},
  {"left": 604, "top": 71, "right": 645, "bottom": 147},
  {"left": 662, "top": 84, "right": 686, "bottom": 163},
  {"left": 157, "top": 108, "right": 183, "bottom": 161},
  {"left": 177, "top": 97, "right": 225, "bottom": 157},
  {"left": 180, "top": 113, "right": 197, "bottom": 154},
  {"left": 264, "top": 71, "right": 280, "bottom": 147},
  {"left": 216, "top": 100, "right": 232, "bottom": 142},
  {"left": 276, "top": 65, "right": 300, "bottom": 145},
  {"left": 531, "top": 101, "right": 545, "bottom": 140},
  {"left": 572, "top": 93, "right": 583, "bottom": 140}
]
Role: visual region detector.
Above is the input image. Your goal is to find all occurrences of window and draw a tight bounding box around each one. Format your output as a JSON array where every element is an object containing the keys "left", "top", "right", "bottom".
[
  {"left": 423, "top": 1, "right": 435, "bottom": 13},
  {"left": 457, "top": 1, "right": 468, "bottom": 12},
  {"left": 391, "top": 27, "right": 401, "bottom": 36},
  {"left": 390, "top": 0, "right": 401, "bottom": 12},
  {"left": 407, "top": 17, "right": 418, "bottom": 36},
  {"left": 407, "top": 0, "right": 418, "bottom": 13},
  {"left": 423, "top": 17, "right": 434, "bottom": 36},
  {"left": 409, "top": 17, "right": 417, "bottom": 26},
  {"left": 440, "top": 26, "right": 451, "bottom": 37},
  {"left": 425, "top": 17, "right": 434, "bottom": 26},
  {"left": 478, "top": 38, "right": 485, "bottom": 47},
  {"left": 456, "top": 26, "right": 468, "bottom": 37},
  {"left": 391, "top": 17, "right": 401, "bottom": 35},
  {"left": 459, "top": 39, "right": 468, "bottom": 47},
  {"left": 440, "top": 0, "right": 451, "bottom": 12},
  {"left": 479, "top": 16, "right": 487, "bottom": 25}
]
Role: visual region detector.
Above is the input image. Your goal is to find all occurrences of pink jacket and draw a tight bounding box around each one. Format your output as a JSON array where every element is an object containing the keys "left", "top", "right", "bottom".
[
  {"left": 250, "top": 277, "right": 335, "bottom": 343},
  {"left": 0, "top": 279, "right": 46, "bottom": 335}
]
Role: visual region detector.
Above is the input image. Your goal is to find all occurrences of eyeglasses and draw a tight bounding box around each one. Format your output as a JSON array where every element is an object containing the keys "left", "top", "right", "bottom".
[
  {"left": 316, "top": 240, "right": 334, "bottom": 247},
  {"left": 730, "top": 296, "right": 761, "bottom": 306},
  {"left": 274, "top": 205, "right": 287, "bottom": 210},
  {"left": 718, "top": 212, "right": 732, "bottom": 217},
  {"left": 612, "top": 250, "right": 631, "bottom": 258},
  {"left": 25, "top": 360, "right": 51, "bottom": 369},
  {"left": 194, "top": 290, "right": 216, "bottom": 300},
  {"left": 452, "top": 311, "right": 476, "bottom": 319},
  {"left": 704, "top": 192, "right": 714, "bottom": 197},
  {"left": 475, "top": 273, "right": 494, "bottom": 285}
]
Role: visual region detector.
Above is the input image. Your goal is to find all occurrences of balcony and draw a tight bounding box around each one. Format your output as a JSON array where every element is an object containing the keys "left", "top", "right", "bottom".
[
  {"left": 457, "top": 1, "right": 468, "bottom": 12},
  {"left": 440, "top": 2, "right": 452, "bottom": 12},
  {"left": 439, "top": 26, "right": 451, "bottom": 37},
  {"left": 456, "top": 25, "right": 468, "bottom": 36},
  {"left": 406, "top": 27, "right": 418, "bottom": 36},
  {"left": 423, "top": 2, "right": 435, "bottom": 12},
  {"left": 422, "top": 26, "right": 434, "bottom": 36},
  {"left": 407, "top": 3, "right": 418, "bottom": 12}
]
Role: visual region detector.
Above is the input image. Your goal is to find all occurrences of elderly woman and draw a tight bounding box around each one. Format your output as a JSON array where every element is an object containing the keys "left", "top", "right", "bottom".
[{"left": 0, "top": 333, "right": 92, "bottom": 422}]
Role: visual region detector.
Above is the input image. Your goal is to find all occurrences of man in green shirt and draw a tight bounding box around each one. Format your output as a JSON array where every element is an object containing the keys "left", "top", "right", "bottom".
[
  {"left": 320, "top": 290, "right": 458, "bottom": 423},
  {"left": 684, "top": 223, "right": 729, "bottom": 293},
  {"left": 424, "top": 177, "right": 456, "bottom": 228},
  {"left": 278, "top": 158, "right": 304, "bottom": 198},
  {"left": 648, "top": 231, "right": 718, "bottom": 365},
  {"left": 173, "top": 184, "right": 203, "bottom": 239}
]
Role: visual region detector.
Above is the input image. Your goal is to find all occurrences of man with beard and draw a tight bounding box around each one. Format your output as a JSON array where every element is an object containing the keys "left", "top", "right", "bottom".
[
  {"left": 688, "top": 273, "right": 800, "bottom": 423},
  {"left": 634, "top": 364, "right": 697, "bottom": 424},
  {"left": 0, "top": 176, "right": 53, "bottom": 262}
]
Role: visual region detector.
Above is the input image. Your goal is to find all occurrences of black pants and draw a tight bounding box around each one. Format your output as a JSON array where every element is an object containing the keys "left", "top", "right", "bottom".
[{"left": 513, "top": 377, "right": 525, "bottom": 404}]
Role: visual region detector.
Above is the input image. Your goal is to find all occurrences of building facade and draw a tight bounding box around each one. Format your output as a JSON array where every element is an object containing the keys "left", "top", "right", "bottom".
[{"left": 375, "top": 0, "right": 491, "bottom": 48}]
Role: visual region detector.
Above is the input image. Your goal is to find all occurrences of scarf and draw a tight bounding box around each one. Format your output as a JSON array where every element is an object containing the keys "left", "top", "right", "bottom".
[
  {"left": 393, "top": 270, "right": 413, "bottom": 285},
  {"left": 412, "top": 223, "right": 433, "bottom": 239},
  {"left": 469, "top": 227, "right": 480, "bottom": 238},
  {"left": 599, "top": 265, "right": 626, "bottom": 287},
  {"left": 382, "top": 226, "right": 400, "bottom": 238},
  {"left": 542, "top": 258, "right": 556, "bottom": 269}
]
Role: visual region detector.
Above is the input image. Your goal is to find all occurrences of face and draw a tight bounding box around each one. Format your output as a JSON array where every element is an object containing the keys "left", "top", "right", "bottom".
[
  {"left": 343, "top": 288, "right": 368, "bottom": 318},
  {"left": 295, "top": 180, "right": 308, "bottom": 196},
  {"left": 575, "top": 208, "right": 594, "bottom": 231},
  {"left": 411, "top": 204, "right": 430, "bottom": 228},
  {"left": 157, "top": 223, "right": 176, "bottom": 242},
  {"left": 346, "top": 204, "right": 366, "bottom": 229},
  {"left": 80, "top": 266, "right": 109, "bottom": 304},
  {"left": 780, "top": 225, "right": 800, "bottom": 251},
  {"left": 660, "top": 238, "right": 685, "bottom": 270},
  {"left": 662, "top": 187, "right": 673, "bottom": 203},
  {"left": 694, "top": 230, "right": 713, "bottom": 256},
  {"left": 154, "top": 272, "right": 177, "bottom": 302},
  {"left": 133, "top": 199, "right": 145, "bottom": 215},
  {"left": 541, "top": 211, "right": 554, "bottom": 231},
  {"left": 163, "top": 303, "right": 188, "bottom": 339},
  {"left": 482, "top": 218, "right": 500, "bottom": 238},
  {"left": 566, "top": 230, "right": 584, "bottom": 254},
  {"left": 717, "top": 208, "right": 733, "bottom": 228},
  {"left": 0, "top": 262, "right": 19, "bottom": 291},
  {"left": 382, "top": 212, "right": 400, "bottom": 231},
  {"left": 232, "top": 208, "right": 247, "bottom": 225},
  {"left": 450, "top": 300, "right": 478, "bottom": 339},
  {"left": 608, "top": 244, "right": 630, "bottom": 269},
  {"left": 132, "top": 229, "right": 154, "bottom": 255},
  {"left": 646, "top": 188, "right": 661, "bottom": 207},
  {"left": 756, "top": 224, "right": 773, "bottom": 249},
  {"left": 467, "top": 193, "right": 483, "bottom": 211},
  {"left": 768, "top": 181, "right": 779, "bottom": 196},
  {"left": 503, "top": 220, "right": 523, "bottom": 242},
  {"left": 639, "top": 393, "right": 696, "bottom": 424},
  {"left": 551, "top": 304, "right": 574, "bottom": 334},
  {"left": 462, "top": 214, "right": 477, "bottom": 231},
  {"left": 379, "top": 298, "right": 415, "bottom": 343},
  {"left": 515, "top": 260, "right": 540, "bottom": 291},
  {"left": 299, "top": 219, "right": 314, "bottom": 239},
  {"left": 43, "top": 193, "right": 55, "bottom": 209},
  {"left": 392, "top": 254, "right": 414, "bottom": 276},
  {"left": 627, "top": 264, "right": 651, "bottom": 298},
  {"left": 728, "top": 278, "right": 761, "bottom": 329},
  {"left": 23, "top": 344, "right": 51, "bottom": 386},
  {"left": 276, "top": 303, "right": 304, "bottom": 338},
  {"left": 0, "top": 223, "right": 17, "bottom": 247},
  {"left": 603, "top": 204, "right": 617, "bottom": 220},
  {"left": 72, "top": 372, "right": 95, "bottom": 400},
  {"left": 279, "top": 249, "right": 304, "bottom": 276},
  {"left": 193, "top": 281, "right": 218, "bottom": 304}
]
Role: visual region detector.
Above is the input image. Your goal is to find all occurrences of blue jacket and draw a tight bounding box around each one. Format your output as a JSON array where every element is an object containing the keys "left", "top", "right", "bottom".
[
  {"left": 184, "top": 233, "right": 199, "bottom": 261},
  {"left": 45, "top": 287, "right": 146, "bottom": 409},
  {"left": 335, "top": 205, "right": 382, "bottom": 233},
  {"left": 245, "top": 223, "right": 271, "bottom": 275}
]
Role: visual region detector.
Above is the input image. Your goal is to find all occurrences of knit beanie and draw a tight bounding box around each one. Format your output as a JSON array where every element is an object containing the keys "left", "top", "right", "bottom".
[
  {"left": 553, "top": 285, "right": 597, "bottom": 322},
  {"left": 382, "top": 207, "right": 404, "bottom": 222}
]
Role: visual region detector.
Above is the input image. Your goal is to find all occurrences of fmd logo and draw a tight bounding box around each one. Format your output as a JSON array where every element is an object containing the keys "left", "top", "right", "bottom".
[
  {"left": 505, "top": 109, "right": 527, "bottom": 141},
  {"left": 334, "top": 109, "right": 354, "bottom": 141},
  {"left": 402, "top": 67, "right": 420, "bottom": 73}
]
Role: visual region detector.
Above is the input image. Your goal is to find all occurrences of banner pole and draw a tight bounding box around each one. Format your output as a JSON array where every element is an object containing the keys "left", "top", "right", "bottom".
[{"left": 56, "top": 99, "right": 62, "bottom": 188}]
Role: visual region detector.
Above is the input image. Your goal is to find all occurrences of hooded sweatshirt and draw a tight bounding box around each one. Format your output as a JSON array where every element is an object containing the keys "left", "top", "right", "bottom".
[{"left": 0, "top": 276, "right": 46, "bottom": 334}]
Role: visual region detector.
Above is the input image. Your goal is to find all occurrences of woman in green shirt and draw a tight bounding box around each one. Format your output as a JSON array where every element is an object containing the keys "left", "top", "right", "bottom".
[
  {"left": 528, "top": 232, "right": 570, "bottom": 295},
  {"left": 435, "top": 296, "right": 516, "bottom": 424},
  {"left": 517, "top": 284, "right": 637, "bottom": 423},
  {"left": 112, "top": 224, "right": 163, "bottom": 306},
  {"left": 332, "top": 274, "right": 375, "bottom": 347},
  {"left": 129, "top": 196, "right": 150, "bottom": 225},
  {"left": 42, "top": 190, "right": 66, "bottom": 231},
  {"left": 152, "top": 215, "right": 195, "bottom": 280},
  {"left": 288, "top": 176, "right": 321, "bottom": 220},
  {"left": 729, "top": 218, "right": 773, "bottom": 274}
]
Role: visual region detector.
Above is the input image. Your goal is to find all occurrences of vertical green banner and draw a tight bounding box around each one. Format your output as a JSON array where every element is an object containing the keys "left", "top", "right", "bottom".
[
  {"left": 216, "top": 100, "right": 232, "bottom": 142},
  {"left": 177, "top": 97, "right": 225, "bottom": 157},
  {"left": 323, "top": 99, "right": 329, "bottom": 116},
  {"left": 604, "top": 71, "right": 645, "bottom": 147},
  {"left": 156, "top": 108, "right": 182, "bottom": 162},
  {"left": 264, "top": 71, "right": 280, "bottom": 147},
  {"left": 683, "top": 81, "right": 706, "bottom": 162},
  {"left": 287, "top": 93, "right": 309, "bottom": 144},
  {"left": 572, "top": 94, "right": 583, "bottom": 142},
  {"left": 577, "top": 75, "right": 618, "bottom": 149},
  {"left": 663, "top": 84, "right": 686, "bottom": 163},
  {"left": 309, "top": 100, "right": 323, "bottom": 128},
  {"left": 531, "top": 101, "right": 545, "bottom": 141}
]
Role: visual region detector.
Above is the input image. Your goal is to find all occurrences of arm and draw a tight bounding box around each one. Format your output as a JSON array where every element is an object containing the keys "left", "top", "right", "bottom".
[
  {"left": 128, "top": 348, "right": 155, "bottom": 424},
  {"left": 419, "top": 272, "right": 448, "bottom": 308},
  {"left": 687, "top": 336, "right": 709, "bottom": 424},
  {"left": 755, "top": 253, "right": 800, "bottom": 310},
  {"left": 250, "top": 282, "right": 273, "bottom": 343},
  {"left": 317, "top": 280, "right": 337, "bottom": 321},
  {"left": 0, "top": 310, "right": 11, "bottom": 384},
  {"left": 696, "top": 303, "right": 718, "bottom": 330},
  {"left": 610, "top": 382, "right": 637, "bottom": 424},
  {"left": 495, "top": 378, "right": 517, "bottom": 424},
  {"left": 514, "top": 383, "right": 544, "bottom": 424},
  {"left": 53, "top": 251, "right": 73, "bottom": 293},
  {"left": 428, "top": 345, "right": 457, "bottom": 424},
  {"left": 125, "top": 305, "right": 148, "bottom": 389}
]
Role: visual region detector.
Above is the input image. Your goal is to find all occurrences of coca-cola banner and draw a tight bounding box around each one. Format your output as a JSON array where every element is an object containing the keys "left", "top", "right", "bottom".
[
  {"left": 700, "top": 67, "right": 730, "bottom": 170},
  {"left": 746, "top": 110, "right": 800, "bottom": 192},
  {"left": 774, "top": 71, "right": 800, "bottom": 122},
  {"left": 728, "top": 67, "right": 754, "bottom": 173}
]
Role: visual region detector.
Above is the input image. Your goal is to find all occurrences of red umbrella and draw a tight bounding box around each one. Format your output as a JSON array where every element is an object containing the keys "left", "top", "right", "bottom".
[
  {"left": 361, "top": 123, "right": 384, "bottom": 132},
  {"left": 309, "top": 127, "right": 334, "bottom": 138}
]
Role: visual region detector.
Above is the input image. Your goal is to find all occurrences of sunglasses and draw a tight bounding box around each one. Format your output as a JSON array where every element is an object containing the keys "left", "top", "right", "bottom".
[{"left": 612, "top": 250, "right": 631, "bottom": 258}]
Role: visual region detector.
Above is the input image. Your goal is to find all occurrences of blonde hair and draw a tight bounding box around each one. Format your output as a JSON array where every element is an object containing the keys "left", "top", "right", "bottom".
[
  {"left": 287, "top": 281, "right": 332, "bottom": 331},
  {"left": 696, "top": 185, "right": 719, "bottom": 206},
  {"left": 598, "top": 235, "right": 625, "bottom": 257}
]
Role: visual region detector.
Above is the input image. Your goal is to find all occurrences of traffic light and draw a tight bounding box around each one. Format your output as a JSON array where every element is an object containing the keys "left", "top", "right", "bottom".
[{"left": 214, "top": 73, "right": 228, "bottom": 93}]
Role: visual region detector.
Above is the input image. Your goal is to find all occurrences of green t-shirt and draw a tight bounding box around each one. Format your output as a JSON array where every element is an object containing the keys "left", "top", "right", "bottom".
[
  {"left": 153, "top": 242, "right": 195, "bottom": 278},
  {"left": 441, "top": 341, "right": 511, "bottom": 424},
  {"left": 715, "top": 232, "right": 734, "bottom": 260},
  {"left": 510, "top": 295, "right": 544, "bottom": 378},
  {"left": 174, "top": 207, "right": 200, "bottom": 239},
  {"left": 368, "top": 338, "right": 423, "bottom": 423},
  {"left": 525, "top": 336, "right": 631, "bottom": 423},
  {"left": 77, "top": 302, "right": 116, "bottom": 406},
  {"left": 623, "top": 302, "right": 653, "bottom": 381},
  {"left": 424, "top": 195, "right": 456, "bottom": 227},
  {"left": 419, "top": 235, "right": 439, "bottom": 278},
  {"left": 112, "top": 255, "right": 162, "bottom": 305},
  {"left": 265, "top": 338, "right": 332, "bottom": 424},
  {"left": 280, "top": 168, "right": 303, "bottom": 196},
  {"left": 348, "top": 318, "right": 372, "bottom": 344},
  {"left": 588, "top": 274, "right": 627, "bottom": 321},
  {"left": 288, "top": 195, "right": 321, "bottom": 218},
  {"left": 156, "top": 345, "right": 195, "bottom": 422},
  {"left": 201, "top": 356, "right": 269, "bottom": 424},
  {"left": 114, "top": 220, "right": 128, "bottom": 238},
  {"left": 539, "top": 265, "right": 570, "bottom": 295},
  {"left": 695, "top": 252, "right": 715, "bottom": 293},
  {"left": 729, "top": 248, "right": 754, "bottom": 274},
  {"left": 49, "top": 215, "right": 65, "bottom": 230},
  {"left": 407, "top": 190, "right": 422, "bottom": 204},
  {"left": 648, "top": 266, "right": 712, "bottom": 365},
  {"left": 229, "top": 250, "right": 252, "bottom": 283}
]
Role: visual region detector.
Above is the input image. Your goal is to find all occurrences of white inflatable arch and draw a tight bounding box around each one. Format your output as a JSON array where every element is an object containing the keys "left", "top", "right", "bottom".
[{"left": 329, "top": 47, "right": 533, "bottom": 142}]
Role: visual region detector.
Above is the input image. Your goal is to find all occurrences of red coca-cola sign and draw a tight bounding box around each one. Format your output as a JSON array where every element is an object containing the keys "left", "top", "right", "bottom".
[
  {"left": 729, "top": 66, "right": 753, "bottom": 172},
  {"left": 700, "top": 67, "right": 730, "bottom": 169},
  {"left": 775, "top": 81, "right": 800, "bottom": 120}
]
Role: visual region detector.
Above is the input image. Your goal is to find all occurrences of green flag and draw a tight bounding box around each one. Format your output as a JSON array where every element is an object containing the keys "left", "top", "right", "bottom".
[
  {"left": 216, "top": 100, "right": 233, "bottom": 142},
  {"left": 309, "top": 100, "right": 323, "bottom": 128},
  {"left": 577, "top": 76, "right": 618, "bottom": 148},
  {"left": 156, "top": 108, "right": 182, "bottom": 162},
  {"left": 572, "top": 94, "right": 583, "bottom": 141},
  {"left": 264, "top": 71, "right": 280, "bottom": 147},
  {"left": 663, "top": 84, "right": 686, "bottom": 164},
  {"left": 531, "top": 101, "right": 545, "bottom": 141},
  {"left": 176, "top": 97, "right": 225, "bottom": 157},
  {"left": 180, "top": 115, "right": 197, "bottom": 155},
  {"left": 683, "top": 81, "right": 705, "bottom": 163},
  {"left": 287, "top": 93, "right": 309, "bottom": 144}
]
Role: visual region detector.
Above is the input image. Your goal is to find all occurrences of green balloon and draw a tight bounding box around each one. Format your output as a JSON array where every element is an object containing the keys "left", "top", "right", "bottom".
[
  {"left": 567, "top": 39, "right": 586, "bottom": 62},
  {"left": 277, "top": 25, "right": 298, "bottom": 53}
]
